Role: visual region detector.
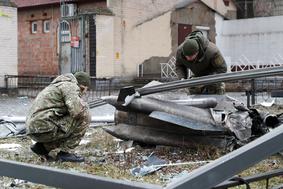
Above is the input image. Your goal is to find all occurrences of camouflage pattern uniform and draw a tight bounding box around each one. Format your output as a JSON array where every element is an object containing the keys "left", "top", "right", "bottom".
[
  {"left": 176, "top": 31, "right": 227, "bottom": 94},
  {"left": 26, "top": 74, "right": 91, "bottom": 157}
]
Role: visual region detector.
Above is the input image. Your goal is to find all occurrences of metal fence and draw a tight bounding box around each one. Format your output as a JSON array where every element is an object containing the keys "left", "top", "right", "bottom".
[
  {"left": 4, "top": 74, "right": 283, "bottom": 100},
  {"left": 4, "top": 75, "right": 122, "bottom": 101}
]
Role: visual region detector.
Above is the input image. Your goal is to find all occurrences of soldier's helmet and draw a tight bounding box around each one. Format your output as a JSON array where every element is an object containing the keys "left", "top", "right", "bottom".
[
  {"left": 74, "top": 71, "right": 90, "bottom": 87},
  {"left": 182, "top": 38, "right": 199, "bottom": 56}
]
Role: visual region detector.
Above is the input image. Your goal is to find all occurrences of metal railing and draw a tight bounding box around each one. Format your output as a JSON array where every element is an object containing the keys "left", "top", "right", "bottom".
[
  {"left": 3, "top": 72, "right": 283, "bottom": 104},
  {"left": 4, "top": 75, "right": 56, "bottom": 89},
  {"left": 214, "top": 168, "right": 283, "bottom": 189},
  {"left": 4, "top": 75, "right": 118, "bottom": 100},
  {"left": 160, "top": 56, "right": 178, "bottom": 79},
  {"left": 4, "top": 75, "right": 56, "bottom": 97}
]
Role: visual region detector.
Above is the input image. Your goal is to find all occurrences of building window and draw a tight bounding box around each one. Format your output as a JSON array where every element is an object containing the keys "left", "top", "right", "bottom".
[
  {"left": 43, "top": 20, "right": 50, "bottom": 33},
  {"left": 59, "top": 20, "right": 71, "bottom": 42},
  {"left": 31, "top": 21, "right": 37, "bottom": 34}
]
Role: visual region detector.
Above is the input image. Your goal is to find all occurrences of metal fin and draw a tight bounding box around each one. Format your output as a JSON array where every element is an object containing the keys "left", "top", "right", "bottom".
[{"left": 149, "top": 111, "right": 226, "bottom": 132}]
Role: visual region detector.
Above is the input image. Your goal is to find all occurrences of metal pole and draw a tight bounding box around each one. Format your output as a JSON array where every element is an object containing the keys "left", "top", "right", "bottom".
[
  {"left": 0, "top": 158, "right": 161, "bottom": 189},
  {"left": 214, "top": 168, "right": 283, "bottom": 189},
  {"left": 137, "top": 66, "right": 283, "bottom": 96},
  {"left": 166, "top": 124, "right": 283, "bottom": 189},
  {"left": 244, "top": 0, "right": 248, "bottom": 18},
  {"left": 251, "top": 79, "right": 256, "bottom": 105},
  {"left": 1, "top": 115, "right": 114, "bottom": 123},
  {"left": 117, "top": 67, "right": 283, "bottom": 103},
  {"left": 4, "top": 75, "right": 8, "bottom": 92},
  {"left": 246, "top": 90, "right": 251, "bottom": 107}
]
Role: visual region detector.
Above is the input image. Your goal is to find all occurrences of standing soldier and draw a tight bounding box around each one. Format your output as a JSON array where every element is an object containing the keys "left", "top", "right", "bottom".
[
  {"left": 175, "top": 30, "right": 227, "bottom": 94},
  {"left": 26, "top": 71, "right": 91, "bottom": 162}
]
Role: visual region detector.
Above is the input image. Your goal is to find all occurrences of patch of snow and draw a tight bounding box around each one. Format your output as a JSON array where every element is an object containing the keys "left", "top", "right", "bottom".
[
  {"left": 79, "top": 139, "right": 90, "bottom": 145},
  {"left": 260, "top": 99, "right": 275, "bottom": 107},
  {"left": 0, "top": 143, "right": 21, "bottom": 151}
]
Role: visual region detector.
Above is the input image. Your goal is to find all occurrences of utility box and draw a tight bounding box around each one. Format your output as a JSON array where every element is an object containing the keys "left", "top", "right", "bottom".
[{"left": 61, "top": 3, "right": 77, "bottom": 17}]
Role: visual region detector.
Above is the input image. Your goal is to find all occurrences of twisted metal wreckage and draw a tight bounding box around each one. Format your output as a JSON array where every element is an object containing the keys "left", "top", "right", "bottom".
[
  {"left": 102, "top": 66, "right": 283, "bottom": 149},
  {"left": 1, "top": 66, "right": 283, "bottom": 188}
]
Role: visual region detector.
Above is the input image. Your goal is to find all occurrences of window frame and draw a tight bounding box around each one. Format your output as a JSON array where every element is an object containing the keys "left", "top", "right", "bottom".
[
  {"left": 43, "top": 20, "right": 51, "bottom": 33},
  {"left": 31, "top": 21, "right": 38, "bottom": 34},
  {"left": 59, "top": 20, "right": 71, "bottom": 42}
]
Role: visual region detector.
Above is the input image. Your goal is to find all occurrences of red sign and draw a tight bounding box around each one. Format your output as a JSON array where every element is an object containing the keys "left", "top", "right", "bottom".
[{"left": 71, "top": 36, "right": 80, "bottom": 48}]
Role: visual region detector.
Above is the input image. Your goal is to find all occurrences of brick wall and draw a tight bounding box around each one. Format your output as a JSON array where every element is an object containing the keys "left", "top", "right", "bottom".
[
  {"left": 18, "top": 5, "right": 60, "bottom": 75},
  {"left": 17, "top": 1, "right": 107, "bottom": 76}
]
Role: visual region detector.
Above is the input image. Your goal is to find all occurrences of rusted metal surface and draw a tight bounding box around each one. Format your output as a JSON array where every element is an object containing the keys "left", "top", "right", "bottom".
[
  {"left": 103, "top": 124, "right": 232, "bottom": 148},
  {"left": 103, "top": 96, "right": 217, "bottom": 125},
  {"left": 102, "top": 94, "right": 244, "bottom": 148}
]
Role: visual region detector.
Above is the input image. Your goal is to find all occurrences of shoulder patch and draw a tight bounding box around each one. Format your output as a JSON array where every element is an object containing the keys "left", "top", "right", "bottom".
[{"left": 214, "top": 54, "right": 224, "bottom": 66}]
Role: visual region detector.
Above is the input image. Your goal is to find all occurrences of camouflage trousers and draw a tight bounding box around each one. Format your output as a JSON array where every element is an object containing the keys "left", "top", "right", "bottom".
[
  {"left": 189, "top": 82, "right": 225, "bottom": 95},
  {"left": 28, "top": 110, "right": 91, "bottom": 158}
]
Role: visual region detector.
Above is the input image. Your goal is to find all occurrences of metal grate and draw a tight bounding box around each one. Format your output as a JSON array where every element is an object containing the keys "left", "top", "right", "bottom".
[{"left": 4, "top": 75, "right": 115, "bottom": 100}]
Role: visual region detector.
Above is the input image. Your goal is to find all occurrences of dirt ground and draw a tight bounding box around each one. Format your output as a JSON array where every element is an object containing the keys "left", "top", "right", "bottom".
[{"left": 0, "top": 93, "right": 283, "bottom": 188}]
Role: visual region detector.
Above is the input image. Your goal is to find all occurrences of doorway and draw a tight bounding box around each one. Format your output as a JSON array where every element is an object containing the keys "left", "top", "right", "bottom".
[{"left": 178, "top": 24, "right": 192, "bottom": 45}]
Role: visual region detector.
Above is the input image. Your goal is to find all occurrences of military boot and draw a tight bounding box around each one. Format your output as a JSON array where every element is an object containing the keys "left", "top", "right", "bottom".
[
  {"left": 30, "top": 142, "right": 49, "bottom": 156},
  {"left": 56, "top": 151, "right": 85, "bottom": 162}
]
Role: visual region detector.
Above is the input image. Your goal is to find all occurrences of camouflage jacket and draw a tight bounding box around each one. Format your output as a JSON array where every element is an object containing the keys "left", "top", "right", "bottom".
[
  {"left": 26, "top": 74, "right": 89, "bottom": 134},
  {"left": 175, "top": 31, "right": 227, "bottom": 79}
]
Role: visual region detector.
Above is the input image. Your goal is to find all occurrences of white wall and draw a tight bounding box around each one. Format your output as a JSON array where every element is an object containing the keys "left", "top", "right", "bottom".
[
  {"left": 217, "top": 15, "right": 283, "bottom": 66},
  {"left": 107, "top": 0, "right": 188, "bottom": 77},
  {"left": 0, "top": 6, "right": 17, "bottom": 87},
  {"left": 96, "top": 15, "right": 115, "bottom": 77},
  {"left": 123, "top": 11, "right": 172, "bottom": 76},
  {"left": 215, "top": 12, "right": 225, "bottom": 48}
]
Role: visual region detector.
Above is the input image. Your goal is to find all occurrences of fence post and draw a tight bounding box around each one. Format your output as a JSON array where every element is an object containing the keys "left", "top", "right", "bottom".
[
  {"left": 251, "top": 79, "right": 256, "bottom": 105},
  {"left": 108, "top": 78, "right": 112, "bottom": 96},
  {"left": 4, "top": 75, "right": 8, "bottom": 92}
]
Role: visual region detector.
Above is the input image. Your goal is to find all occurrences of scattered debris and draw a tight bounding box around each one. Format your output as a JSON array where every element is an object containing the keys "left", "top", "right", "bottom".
[
  {"left": 131, "top": 153, "right": 167, "bottom": 176},
  {"left": 0, "top": 119, "right": 25, "bottom": 138},
  {"left": 116, "top": 140, "right": 134, "bottom": 153},
  {"left": 0, "top": 95, "right": 282, "bottom": 187},
  {"left": 130, "top": 152, "right": 211, "bottom": 177},
  {"left": 9, "top": 179, "right": 27, "bottom": 187}
]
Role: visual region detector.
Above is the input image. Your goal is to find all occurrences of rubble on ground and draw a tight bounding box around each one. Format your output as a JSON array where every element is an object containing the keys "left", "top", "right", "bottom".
[{"left": 0, "top": 95, "right": 283, "bottom": 188}]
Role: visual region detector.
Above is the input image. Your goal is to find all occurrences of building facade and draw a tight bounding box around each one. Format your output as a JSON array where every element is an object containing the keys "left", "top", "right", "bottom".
[
  {"left": 12, "top": 0, "right": 109, "bottom": 77},
  {"left": 107, "top": 0, "right": 236, "bottom": 78},
  {"left": 0, "top": 1, "right": 17, "bottom": 87},
  {"left": 108, "top": 0, "right": 236, "bottom": 78},
  {"left": 12, "top": 0, "right": 236, "bottom": 79}
]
